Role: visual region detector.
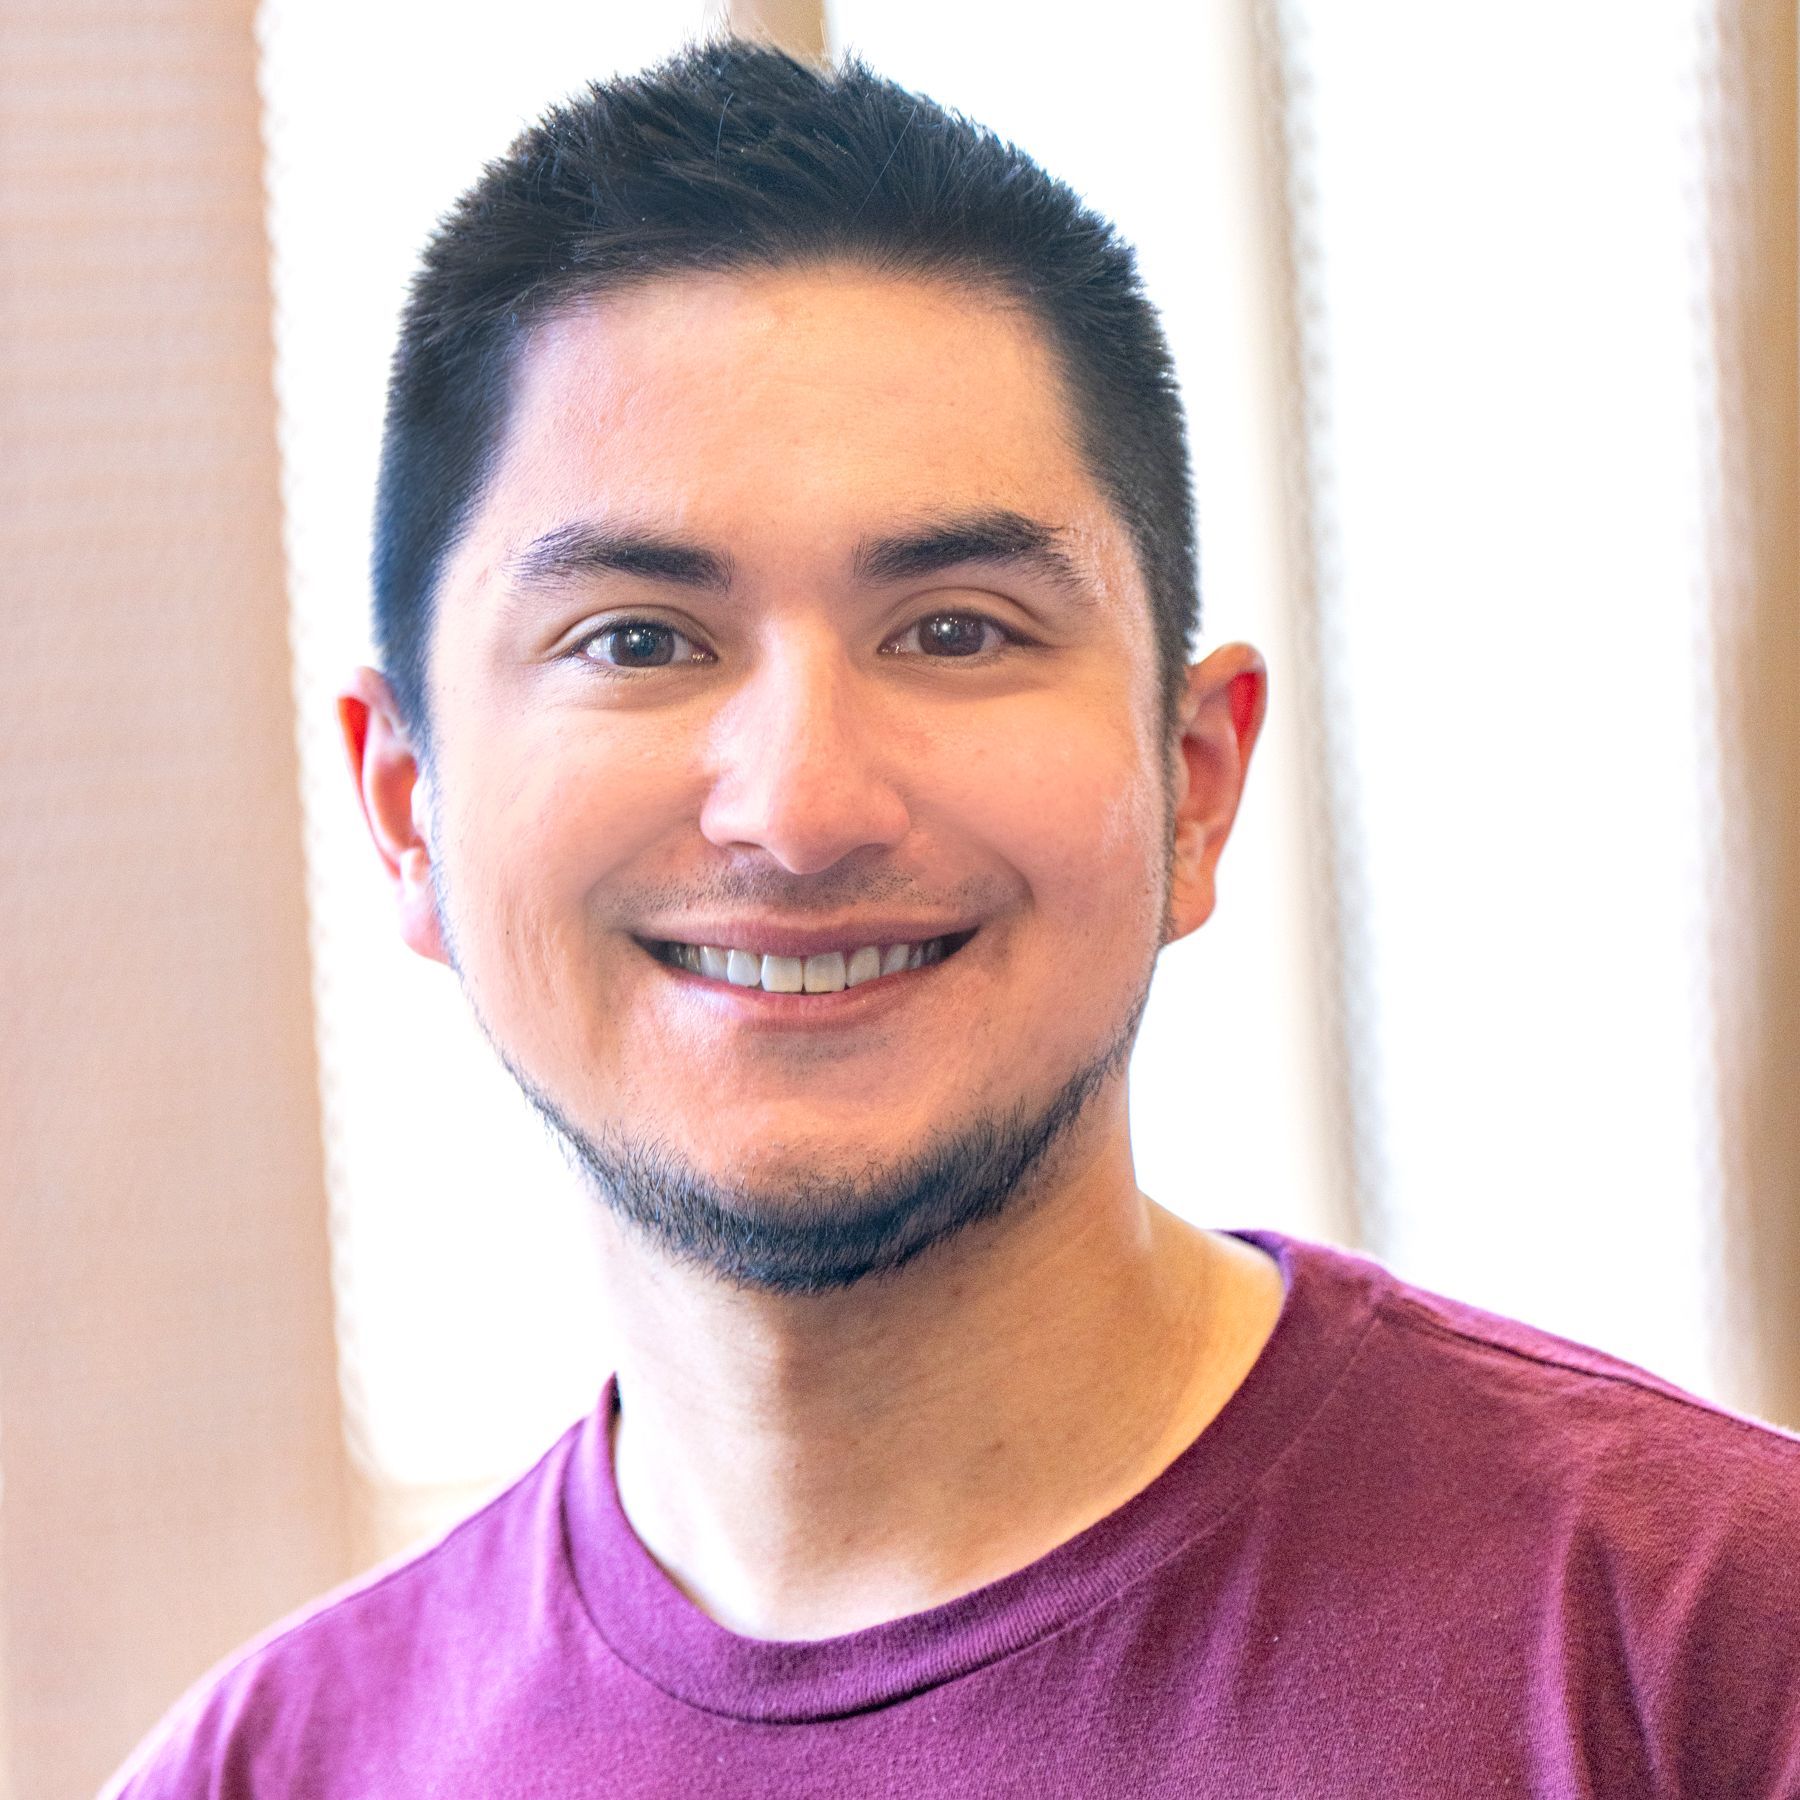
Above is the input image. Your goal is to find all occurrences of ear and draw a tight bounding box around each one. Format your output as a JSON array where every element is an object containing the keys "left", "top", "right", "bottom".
[
  {"left": 338, "top": 666, "right": 450, "bottom": 966},
  {"left": 1164, "top": 642, "right": 1268, "bottom": 944}
]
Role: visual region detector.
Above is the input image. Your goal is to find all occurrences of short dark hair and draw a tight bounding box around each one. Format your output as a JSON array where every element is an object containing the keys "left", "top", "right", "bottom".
[{"left": 374, "top": 40, "right": 1199, "bottom": 754}]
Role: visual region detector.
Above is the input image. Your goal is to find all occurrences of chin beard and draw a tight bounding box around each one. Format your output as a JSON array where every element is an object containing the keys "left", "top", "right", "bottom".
[{"left": 495, "top": 988, "right": 1148, "bottom": 1296}]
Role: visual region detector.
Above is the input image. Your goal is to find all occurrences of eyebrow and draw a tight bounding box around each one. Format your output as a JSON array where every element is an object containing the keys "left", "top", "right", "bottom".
[
  {"left": 506, "top": 523, "right": 735, "bottom": 594},
  {"left": 504, "top": 506, "right": 1086, "bottom": 602},
  {"left": 853, "top": 509, "right": 1086, "bottom": 596}
]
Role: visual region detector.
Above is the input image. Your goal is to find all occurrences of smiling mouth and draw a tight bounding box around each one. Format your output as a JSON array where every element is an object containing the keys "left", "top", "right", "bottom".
[{"left": 642, "top": 930, "right": 978, "bottom": 994}]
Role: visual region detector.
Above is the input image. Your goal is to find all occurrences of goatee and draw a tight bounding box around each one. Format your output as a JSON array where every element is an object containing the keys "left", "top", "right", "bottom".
[{"left": 502, "top": 989, "right": 1147, "bottom": 1295}]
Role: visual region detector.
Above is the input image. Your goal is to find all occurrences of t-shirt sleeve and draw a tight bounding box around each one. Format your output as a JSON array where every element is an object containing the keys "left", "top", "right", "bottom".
[
  {"left": 95, "top": 1620, "right": 337, "bottom": 1800},
  {"left": 1632, "top": 1432, "right": 1800, "bottom": 1797},
  {"left": 99, "top": 1688, "right": 237, "bottom": 1799},
  {"left": 97, "top": 1669, "right": 279, "bottom": 1800},
  {"left": 1519, "top": 1371, "right": 1800, "bottom": 1796}
]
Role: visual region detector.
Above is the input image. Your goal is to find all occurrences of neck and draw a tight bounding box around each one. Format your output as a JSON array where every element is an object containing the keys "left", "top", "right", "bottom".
[{"left": 597, "top": 1093, "right": 1282, "bottom": 1640}]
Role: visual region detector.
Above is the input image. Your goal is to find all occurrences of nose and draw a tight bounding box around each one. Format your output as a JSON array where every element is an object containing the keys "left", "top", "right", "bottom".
[{"left": 698, "top": 634, "right": 911, "bottom": 875}]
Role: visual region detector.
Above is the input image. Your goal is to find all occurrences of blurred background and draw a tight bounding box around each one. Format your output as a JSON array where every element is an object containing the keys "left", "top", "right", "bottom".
[{"left": 2, "top": 0, "right": 1794, "bottom": 1791}]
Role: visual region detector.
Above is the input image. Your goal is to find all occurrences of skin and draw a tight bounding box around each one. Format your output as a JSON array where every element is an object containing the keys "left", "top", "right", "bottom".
[{"left": 342, "top": 265, "right": 1283, "bottom": 1639}]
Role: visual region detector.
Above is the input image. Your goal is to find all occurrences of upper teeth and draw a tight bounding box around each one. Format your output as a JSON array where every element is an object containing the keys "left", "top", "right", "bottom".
[{"left": 664, "top": 938, "right": 947, "bottom": 992}]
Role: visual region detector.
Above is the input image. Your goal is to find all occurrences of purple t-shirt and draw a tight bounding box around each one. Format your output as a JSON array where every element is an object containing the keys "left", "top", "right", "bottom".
[{"left": 105, "top": 1233, "right": 1800, "bottom": 1797}]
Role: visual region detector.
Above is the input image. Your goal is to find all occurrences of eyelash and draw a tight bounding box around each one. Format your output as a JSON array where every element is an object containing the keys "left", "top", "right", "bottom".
[
  {"left": 880, "top": 614, "right": 1019, "bottom": 659},
  {"left": 569, "top": 611, "right": 1025, "bottom": 670},
  {"left": 573, "top": 619, "right": 712, "bottom": 671}
]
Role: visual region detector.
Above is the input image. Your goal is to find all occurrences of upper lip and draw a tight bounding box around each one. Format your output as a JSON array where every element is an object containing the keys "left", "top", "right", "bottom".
[{"left": 635, "top": 918, "right": 979, "bottom": 960}]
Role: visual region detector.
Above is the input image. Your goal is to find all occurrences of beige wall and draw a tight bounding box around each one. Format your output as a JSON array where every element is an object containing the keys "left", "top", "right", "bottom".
[
  {"left": 0, "top": 3, "right": 352, "bottom": 1793},
  {"left": 724, "top": 0, "right": 827, "bottom": 61}
]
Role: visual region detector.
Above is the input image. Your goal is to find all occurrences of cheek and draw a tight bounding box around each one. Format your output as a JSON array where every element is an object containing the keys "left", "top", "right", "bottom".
[
  {"left": 489, "top": 716, "right": 689, "bottom": 873},
  {"left": 438, "top": 728, "right": 691, "bottom": 1005},
  {"left": 944, "top": 696, "right": 1167, "bottom": 946}
]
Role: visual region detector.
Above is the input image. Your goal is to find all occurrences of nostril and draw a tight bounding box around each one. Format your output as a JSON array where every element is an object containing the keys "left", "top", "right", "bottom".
[{"left": 697, "top": 772, "right": 912, "bottom": 871}]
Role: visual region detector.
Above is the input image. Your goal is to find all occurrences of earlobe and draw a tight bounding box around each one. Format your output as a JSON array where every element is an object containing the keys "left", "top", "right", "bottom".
[
  {"left": 337, "top": 666, "right": 451, "bottom": 967},
  {"left": 1162, "top": 644, "right": 1268, "bottom": 946}
]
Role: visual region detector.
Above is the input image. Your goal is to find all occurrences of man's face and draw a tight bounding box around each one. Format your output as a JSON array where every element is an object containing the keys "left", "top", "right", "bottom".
[{"left": 384, "top": 267, "right": 1213, "bottom": 1281}]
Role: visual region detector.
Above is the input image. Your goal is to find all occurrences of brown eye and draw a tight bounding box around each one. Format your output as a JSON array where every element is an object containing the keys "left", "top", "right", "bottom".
[
  {"left": 582, "top": 622, "right": 705, "bottom": 668},
  {"left": 888, "top": 613, "right": 1008, "bottom": 658},
  {"left": 922, "top": 614, "right": 989, "bottom": 656}
]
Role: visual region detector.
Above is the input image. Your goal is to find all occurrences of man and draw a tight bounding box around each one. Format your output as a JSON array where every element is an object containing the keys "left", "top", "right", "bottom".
[{"left": 109, "top": 40, "right": 1800, "bottom": 1798}]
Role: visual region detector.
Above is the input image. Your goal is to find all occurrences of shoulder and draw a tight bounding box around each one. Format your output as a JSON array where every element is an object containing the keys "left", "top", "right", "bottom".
[
  {"left": 1280, "top": 1234, "right": 1800, "bottom": 1555},
  {"left": 1357, "top": 1249, "right": 1800, "bottom": 1502},
  {"left": 101, "top": 1414, "right": 587, "bottom": 1799},
  {"left": 1261, "top": 1231, "right": 1800, "bottom": 1483},
  {"left": 1279, "top": 1237, "right": 1800, "bottom": 1793}
]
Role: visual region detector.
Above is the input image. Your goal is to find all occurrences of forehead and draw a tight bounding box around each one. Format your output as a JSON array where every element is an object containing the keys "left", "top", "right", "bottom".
[{"left": 452, "top": 265, "right": 1128, "bottom": 586}]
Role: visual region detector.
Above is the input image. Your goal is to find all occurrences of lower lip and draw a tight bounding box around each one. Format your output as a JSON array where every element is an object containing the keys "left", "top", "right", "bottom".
[{"left": 641, "top": 942, "right": 967, "bottom": 1027}]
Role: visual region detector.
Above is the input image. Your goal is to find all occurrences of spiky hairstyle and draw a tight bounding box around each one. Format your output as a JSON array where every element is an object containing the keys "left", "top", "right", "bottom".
[{"left": 374, "top": 41, "right": 1198, "bottom": 748}]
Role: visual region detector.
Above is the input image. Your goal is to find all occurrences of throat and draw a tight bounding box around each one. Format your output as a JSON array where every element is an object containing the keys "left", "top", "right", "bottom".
[{"left": 602, "top": 1209, "right": 1282, "bottom": 1642}]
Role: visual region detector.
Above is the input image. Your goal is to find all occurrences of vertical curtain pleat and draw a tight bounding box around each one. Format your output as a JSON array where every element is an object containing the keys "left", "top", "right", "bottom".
[
  {"left": 1249, "top": 0, "right": 1376, "bottom": 1254},
  {"left": 1702, "top": 0, "right": 1800, "bottom": 1426},
  {"left": 0, "top": 3, "right": 353, "bottom": 1790}
]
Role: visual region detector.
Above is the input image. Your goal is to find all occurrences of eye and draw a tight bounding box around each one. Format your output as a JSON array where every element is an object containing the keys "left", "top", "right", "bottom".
[
  {"left": 576, "top": 620, "right": 711, "bottom": 669},
  {"left": 885, "top": 612, "right": 1014, "bottom": 659}
]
